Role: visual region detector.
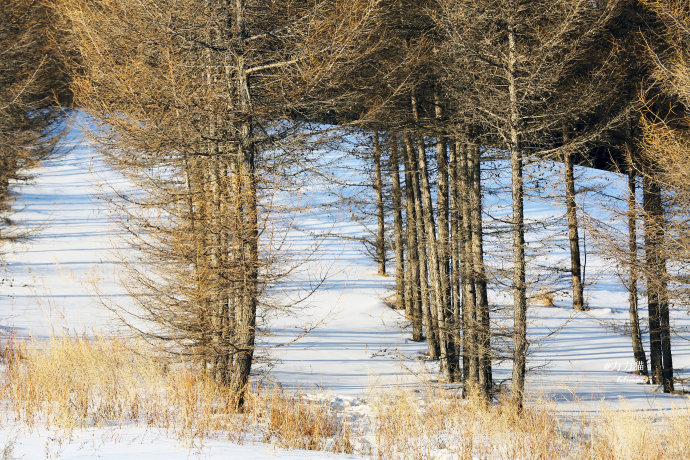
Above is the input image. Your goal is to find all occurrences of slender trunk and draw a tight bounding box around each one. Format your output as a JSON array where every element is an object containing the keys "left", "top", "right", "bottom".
[
  {"left": 390, "top": 134, "right": 406, "bottom": 311},
  {"left": 218, "top": 158, "right": 233, "bottom": 384},
  {"left": 202, "top": 22, "right": 226, "bottom": 381},
  {"left": 209, "top": 158, "right": 227, "bottom": 384},
  {"left": 373, "top": 130, "right": 386, "bottom": 275},
  {"left": 643, "top": 173, "right": 673, "bottom": 392},
  {"left": 643, "top": 174, "right": 662, "bottom": 385},
  {"left": 508, "top": 25, "right": 527, "bottom": 406},
  {"left": 659, "top": 254, "right": 673, "bottom": 393},
  {"left": 403, "top": 135, "right": 424, "bottom": 342},
  {"left": 468, "top": 140, "right": 491, "bottom": 394},
  {"left": 229, "top": 0, "right": 259, "bottom": 408},
  {"left": 411, "top": 93, "right": 446, "bottom": 372},
  {"left": 563, "top": 127, "right": 584, "bottom": 311},
  {"left": 194, "top": 158, "right": 213, "bottom": 371},
  {"left": 449, "top": 141, "right": 462, "bottom": 381},
  {"left": 435, "top": 92, "right": 458, "bottom": 381},
  {"left": 404, "top": 132, "right": 439, "bottom": 358},
  {"left": 627, "top": 170, "right": 647, "bottom": 375},
  {"left": 457, "top": 139, "right": 478, "bottom": 391}
]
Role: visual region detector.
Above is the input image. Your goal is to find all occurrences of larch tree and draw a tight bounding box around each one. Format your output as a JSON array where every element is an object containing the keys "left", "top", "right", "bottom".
[
  {"left": 437, "top": 0, "right": 625, "bottom": 404},
  {"left": 58, "top": 0, "right": 390, "bottom": 407},
  {"left": 636, "top": 0, "right": 690, "bottom": 392}
]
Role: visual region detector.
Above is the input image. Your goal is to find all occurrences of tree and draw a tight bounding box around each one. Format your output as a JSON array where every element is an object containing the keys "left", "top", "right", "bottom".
[
  {"left": 437, "top": 0, "right": 625, "bottom": 404},
  {"left": 631, "top": 0, "right": 690, "bottom": 393},
  {"left": 58, "top": 0, "right": 389, "bottom": 407}
]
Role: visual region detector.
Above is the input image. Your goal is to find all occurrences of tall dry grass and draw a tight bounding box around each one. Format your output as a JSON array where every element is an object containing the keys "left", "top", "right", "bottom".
[
  {"left": 0, "top": 335, "right": 353, "bottom": 452},
  {"left": 371, "top": 386, "right": 567, "bottom": 459},
  {"left": 1, "top": 335, "right": 689, "bottom": 459}
]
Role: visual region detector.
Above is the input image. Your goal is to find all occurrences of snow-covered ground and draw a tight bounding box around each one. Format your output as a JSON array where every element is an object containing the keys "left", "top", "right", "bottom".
[
  {"left": 0, "top": 426, "right": 359, "bottom": 460},
  {"left": 1, "top": 129, "right": 689, "bottom": 458}
]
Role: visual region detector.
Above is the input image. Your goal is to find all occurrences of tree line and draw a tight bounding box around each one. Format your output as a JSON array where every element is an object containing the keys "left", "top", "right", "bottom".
[
  {"left": 3, "top": 0, "right": 689, "bottom": 409},
  {"left": 0, "top": 0, "right": 70, "bottom": 213}
]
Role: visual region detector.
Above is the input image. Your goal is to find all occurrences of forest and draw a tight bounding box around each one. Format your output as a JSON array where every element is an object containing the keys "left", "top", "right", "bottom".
[{"left": 2, "top": 0, "right": 690, "bottom": 458}]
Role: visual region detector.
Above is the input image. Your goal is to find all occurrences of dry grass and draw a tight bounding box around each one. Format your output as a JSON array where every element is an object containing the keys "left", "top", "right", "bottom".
[
  {"left": 2, "top": 335, "right": 164, "bottom": 429},
  {"left": 371, "top": 386, "right": 566, "bottom": 459},
  {"left": 380, "top": 293, "right": 399, "bottom": 310},
  {"left": 533, "top": 288, "right": 556, "bottom": 307},
  {"left": 0, "top": 334, "right": 352, "bottom": 452},
  {"left": 1, "top": 334, "right": 689, "bottom": 459},
  {"left": 581, "top": 405, "right": 690, "bottom": 460}
]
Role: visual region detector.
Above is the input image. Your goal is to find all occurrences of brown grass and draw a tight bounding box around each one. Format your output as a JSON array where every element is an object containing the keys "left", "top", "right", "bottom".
[
  {"left": 1, "top": 334, "right": 689, "bottom": 459},
  {"left": 533, "top": 288, "right": 556, "bottom": 307},
  {"left": 371, "top": 385, "right": 567, "bottom": 459},
  {"left": 0, "top": 334, "right": 353, "bottom": 452}
]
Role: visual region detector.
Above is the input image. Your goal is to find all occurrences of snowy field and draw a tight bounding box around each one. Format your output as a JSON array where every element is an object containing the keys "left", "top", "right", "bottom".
[{"left": 1, "top": 130, "right": 689, "bottom": 458}]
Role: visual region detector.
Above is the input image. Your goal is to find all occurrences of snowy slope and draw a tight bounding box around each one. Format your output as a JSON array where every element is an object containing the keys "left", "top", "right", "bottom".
[{"left": 1, "top": 138, "right": 132, "bottom": 338}]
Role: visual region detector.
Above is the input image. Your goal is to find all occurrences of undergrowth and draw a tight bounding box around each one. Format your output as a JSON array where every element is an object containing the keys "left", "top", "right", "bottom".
[{"left": 0, "top": 335, "right": 688, "bottom": 459}]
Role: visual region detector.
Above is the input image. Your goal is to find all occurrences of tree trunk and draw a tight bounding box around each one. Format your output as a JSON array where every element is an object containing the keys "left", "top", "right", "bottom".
[
  {"left": 390, "top": 134, "right": 406, "bottom": 311},
  {"left": 403, "top": 134, "right": 424, "bottom": 342},
  {"left": 643, "top": 173, "right": 662, "bottom": 385},
  {"left": 373, "top": 129, "right": 386, "bottom": 275},
  {"left": 449, "top": 141, "right": 462, "bottom": 381},
  {"left": 468, "top": 139, "right": 491, "bottom": 395},
  {"left": 563, "top": 127, "right": 585, "bottom": 311},
  {"left": 508, "top": 25, "right": 527, "bottom": 406},
  {"left": 435, "top": 92, "right": 458, "bottom": 381},
  {"left": 229, "top": 0, "right": 259, "bottom": 409},
  {"left": 202, "top": 23, "right": 230, "bottom": 383},
  {"left": 627, "top": 170, "right": 648, "bottom": 376},
  {"left": 404, "top": 132, "right": 439, "bottom": 358},
  {"left": 411, "top": 93, "right": 448, "bottom": 373},
  {"left": 659, "top": 253, "right": 674, "bottom": 393},
  {"left": 456, "top": 138, "right": 478, "bottom": 392},
  {"left": 643, "top": 173, "right": 673, "bottom": 392},
  {"left": 208, "top": 159, "right": 226, "bottom": 384}
]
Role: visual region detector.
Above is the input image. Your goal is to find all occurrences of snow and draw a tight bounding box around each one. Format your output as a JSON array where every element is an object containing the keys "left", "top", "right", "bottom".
[
  {"left": 0, "top": 426, "right": 358, "bottom": 459},
  {"left": 260, "top": 225, "right": 433, "bottom": 396},
  {"left": 1, "top": 127, "right": 689, "bottom": 458},
  {"left": 2, "top": 139, "right": 131, "bottom": 338}
]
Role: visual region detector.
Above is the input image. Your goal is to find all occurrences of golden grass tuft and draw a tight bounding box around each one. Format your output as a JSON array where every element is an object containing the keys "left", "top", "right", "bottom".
[
  {"left": 533, "top": 288, "right": 556, "bottom": 307},
  {"left": 370, "top": 386, "right": 567, "bottom": 459}
]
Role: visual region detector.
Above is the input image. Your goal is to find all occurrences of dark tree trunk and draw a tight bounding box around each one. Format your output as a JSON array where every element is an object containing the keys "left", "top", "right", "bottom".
[
  {"left": 563, "top": 127, "right": 585, "bottom": 311},
  {"left": 643, "top": 173, "right": 673, "bottom": 392},
  {"left": 404, "top": 132, "right": 439, "bottom": 358},
  {"left": 229, "top": 0, "right": 259, "bottom": 409},
  {"left": 390, "top": 134, "right": 406, "bottom": 311},
  {"left": 468, "top": 139, "right": 491, "bottom": 395},
  {"left": 403, "top": 134, "right": 424, "bottom": 342},
  {"left": 373, "top": 129, "right": 386, "bottom": 275},
  {"left": 435, "top": 93, "right": 458, "bottom": 381},
  {"left": 627, "top": 170, "right": 648, "bottom": 376},
  {"left": 643, "top": 174, "right": 663, "bottom": 386},
  {"left": 411, "top": 92, "right": 448, "bottom": 374},
  {"left": 449, "top": 141, "right": 463, "bottom": 381},
  {"left": 457, "top": 139, "right": 478, "bottom": 392},
  {"left": 659, "top": 259, "right": 674, "bottom": 393}
]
